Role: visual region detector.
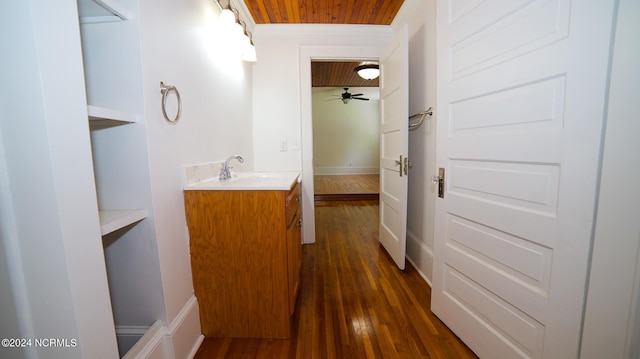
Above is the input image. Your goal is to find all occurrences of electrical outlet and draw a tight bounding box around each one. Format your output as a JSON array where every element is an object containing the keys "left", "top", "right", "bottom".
[{"left": 279, "top": 140, "right": 288, "bottom": 152}]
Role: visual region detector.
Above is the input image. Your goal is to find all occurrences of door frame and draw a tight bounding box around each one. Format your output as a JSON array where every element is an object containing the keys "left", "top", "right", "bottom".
[{"left": 299, "top": 45, "right": 386, "bottom": 244}]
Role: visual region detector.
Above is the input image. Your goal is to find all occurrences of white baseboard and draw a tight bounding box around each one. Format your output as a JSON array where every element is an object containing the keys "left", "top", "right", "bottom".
[
  {"left": 406, "top": 229, "right": 433, "bottom": 288},
  {"left": 165, "top": 295, "right": 203, "bottom": 359},
  {"left": 121, "top": 321, "right": 165, "bottom": 359},
  {"left": 119, "top": 295, "right": 203, "bottom": 359}
]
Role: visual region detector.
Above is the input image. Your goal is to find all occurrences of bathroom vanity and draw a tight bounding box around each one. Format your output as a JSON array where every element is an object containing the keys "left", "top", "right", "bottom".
[{"left": 183, "top": 171, "right": 301, "bottom": 339}]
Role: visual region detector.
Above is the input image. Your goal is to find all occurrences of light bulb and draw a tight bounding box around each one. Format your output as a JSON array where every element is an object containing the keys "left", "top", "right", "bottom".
[
  {"left": 242, "top": 42, "right": 257, "bottom": 62},
  {"left": 239, "top": 33, "right": 250, "bottom": 51},
  {"left": 219, "top": 8, "right": 235, "bottom": 28},
  {"left": 232, "top": 21, "right": 244, "bottom": 39}
]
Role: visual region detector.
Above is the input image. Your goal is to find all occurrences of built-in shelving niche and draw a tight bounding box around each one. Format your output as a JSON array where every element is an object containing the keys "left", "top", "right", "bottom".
[
  {"left": 80, "top": 0, "right": 164, "bottom": 357},
  {"left": 81, "top": 0, "right": 146, "bottom": 238},
  {"left": 87, "top": 106, "right": 146, "bottom": 235},
  {"left": 85, "top": 96, "right": 154, "bottom": 356},
  {"left": 81, "top": 0, "right": 146, "bottom": 235}
]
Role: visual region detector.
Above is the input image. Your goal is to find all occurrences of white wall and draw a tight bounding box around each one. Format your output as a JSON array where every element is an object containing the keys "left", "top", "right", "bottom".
[
  {"left": 404, "top": 0, "right": 437, "bottom": 284},
  {"left": 252, "top": 25, "right": 393, "bottom": 173},
  {"left": 0, "top": 128, "right": 30, "bottom": 359},
  {"left": 312, "top": 87, "right": 380, "bottom": 175}
]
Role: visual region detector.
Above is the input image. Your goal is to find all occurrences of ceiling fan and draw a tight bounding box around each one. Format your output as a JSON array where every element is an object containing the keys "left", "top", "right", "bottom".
[{"left": 328, "top": 88, "right": 370, "bottom": 104}]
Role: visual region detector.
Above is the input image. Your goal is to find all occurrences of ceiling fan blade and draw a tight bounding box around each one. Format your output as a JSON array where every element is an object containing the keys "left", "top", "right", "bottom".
[
  {"left": 351, "top": 93, "right": 364, "bottom": 97},
  {"left": 353, "top": 97, "right": 370, "bottom": 101}
]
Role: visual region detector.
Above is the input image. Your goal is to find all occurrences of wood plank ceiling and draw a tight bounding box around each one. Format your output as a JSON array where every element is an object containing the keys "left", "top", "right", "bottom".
[
  {"left": 243, "top": 0, "right": 404, "bottom": 25},
  {"left": 241, "top": 0, "right": 404, "bottom": 88},
  {"left": 311, "top": 61, "right": 379, "bottom": 87}
]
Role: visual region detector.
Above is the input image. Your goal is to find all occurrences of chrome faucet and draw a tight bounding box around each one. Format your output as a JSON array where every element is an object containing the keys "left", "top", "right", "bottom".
[{"left": 219, "top": 155, "right": 244, "bottom": 180}]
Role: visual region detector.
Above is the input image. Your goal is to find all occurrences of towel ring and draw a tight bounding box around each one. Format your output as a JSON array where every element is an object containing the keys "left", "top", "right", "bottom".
[{"left": 160, "top": 81, "right": 182, "bottom": 124}]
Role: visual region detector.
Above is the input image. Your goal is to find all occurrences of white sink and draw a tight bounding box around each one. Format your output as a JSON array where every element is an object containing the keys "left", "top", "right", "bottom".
[{"left": 184, "top": 171, "right": 300, "bottom": 191}]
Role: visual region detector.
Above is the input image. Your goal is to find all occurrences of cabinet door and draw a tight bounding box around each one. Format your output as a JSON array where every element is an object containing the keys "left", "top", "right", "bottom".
[{"left": 287, "top": 209, "right": 302, "bottom": 315}]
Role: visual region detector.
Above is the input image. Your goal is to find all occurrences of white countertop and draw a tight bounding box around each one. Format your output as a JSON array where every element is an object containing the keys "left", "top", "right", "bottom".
[{"left": 184, "top": 171, "right": 300, "bottom": 191}]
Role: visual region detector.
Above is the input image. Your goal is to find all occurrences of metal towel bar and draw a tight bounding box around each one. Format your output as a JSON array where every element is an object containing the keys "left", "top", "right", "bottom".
[{"left": 408, "top": 107, "right": 433, "bottom": 131}]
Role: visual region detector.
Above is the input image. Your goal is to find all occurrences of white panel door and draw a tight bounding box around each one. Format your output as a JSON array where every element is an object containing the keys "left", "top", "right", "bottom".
[
  {"left": 379, "top": 24, "right": 409, "bottom": 270},
  {"left": 432, "top": 1, "right": 615, "bottom": 358}
]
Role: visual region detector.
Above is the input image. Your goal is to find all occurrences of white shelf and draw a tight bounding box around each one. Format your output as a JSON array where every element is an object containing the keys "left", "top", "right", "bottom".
[
  {"left": 78, "top": 0, "right": 131, "bottom": 24},
  {"left": 88, "top": 105, "right": 137, "bottom": 127},
  {"left": 99, "top": 210, "right": 147, "bottom": 236}
]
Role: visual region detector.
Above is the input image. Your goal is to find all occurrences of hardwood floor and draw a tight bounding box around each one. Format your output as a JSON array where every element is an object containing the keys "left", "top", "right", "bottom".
[
  {"left": 194, "top": 200, "right": 476, "bottom": 358},
  {"left": 314, "top": 174, "right": 379, "bottom": 194},
  {"left": 314, "top": 174, "right": 379, "bottom": 202}
]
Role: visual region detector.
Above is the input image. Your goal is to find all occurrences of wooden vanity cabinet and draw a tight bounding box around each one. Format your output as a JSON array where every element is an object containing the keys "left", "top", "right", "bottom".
[{"left": 184, "top": 181, "right": 301, "bottom": 339}]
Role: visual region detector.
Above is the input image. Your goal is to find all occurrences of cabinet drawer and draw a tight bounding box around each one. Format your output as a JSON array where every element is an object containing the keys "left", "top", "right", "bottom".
[{"left": 285, "top": 181, "right": 301, "bottom": 226}]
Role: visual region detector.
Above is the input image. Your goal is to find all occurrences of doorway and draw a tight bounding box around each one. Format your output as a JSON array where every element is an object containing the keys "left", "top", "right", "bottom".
[
  {"left": 299, "top": 47, "right": 383, "bottom": 244},
  {"left": 309, "top": 63, "right": 380, "bottom": 202}
]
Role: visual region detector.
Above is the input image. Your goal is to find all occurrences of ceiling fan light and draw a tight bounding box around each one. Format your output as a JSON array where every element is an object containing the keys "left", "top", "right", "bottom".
[{"left": 355, "top": 64, "right": 380, "bottom": 80}]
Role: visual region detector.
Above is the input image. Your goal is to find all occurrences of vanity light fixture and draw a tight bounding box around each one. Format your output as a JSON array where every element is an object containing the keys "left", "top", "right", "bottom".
[
  {"left": 355, "top": 62, "right": 380, "bottom": 80},
  {"left": 216, "top": 0, "right": 256, "bottom": 63}
]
